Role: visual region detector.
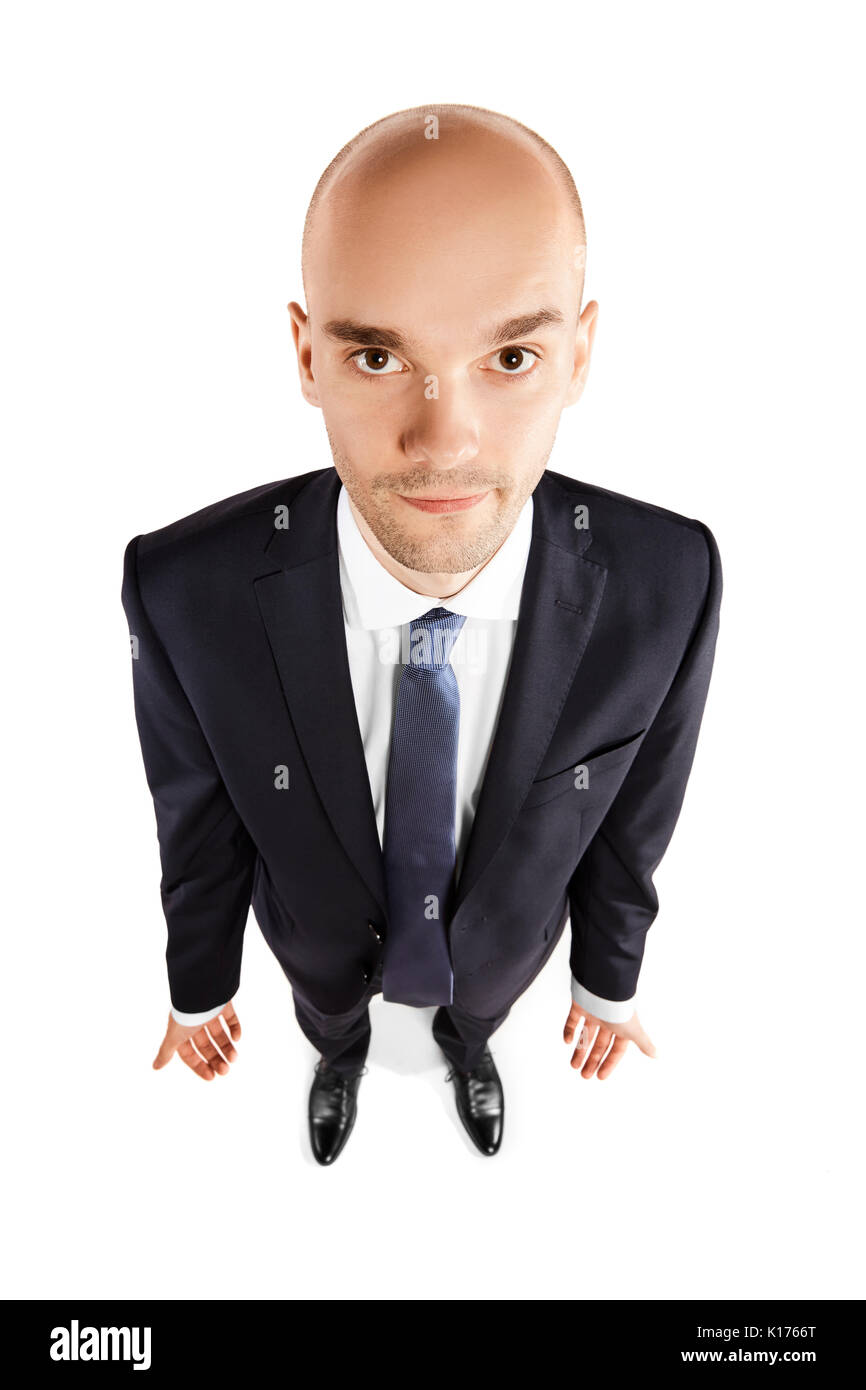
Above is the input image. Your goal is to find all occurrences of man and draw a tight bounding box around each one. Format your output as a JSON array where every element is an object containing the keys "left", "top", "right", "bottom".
[{"left": 121, "top": 103, "right": 722, "bottom": 1164}]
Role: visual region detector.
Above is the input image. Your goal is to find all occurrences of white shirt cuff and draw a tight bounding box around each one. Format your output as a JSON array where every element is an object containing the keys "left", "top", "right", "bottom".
[
  {"left": 170, "top": 1000, "right": 231, "bottom": 1027},
  {"left": 571, "top": 976, "right": 636, "bottom": 1025}
]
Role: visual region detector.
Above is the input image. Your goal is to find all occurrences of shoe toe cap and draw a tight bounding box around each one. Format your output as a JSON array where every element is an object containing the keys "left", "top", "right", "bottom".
[{"left": 311, "top": 1119, "right": 349, "bottom": 1165}]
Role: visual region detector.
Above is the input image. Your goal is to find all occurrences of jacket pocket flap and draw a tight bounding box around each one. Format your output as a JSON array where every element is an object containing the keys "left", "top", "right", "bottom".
[{"left": 522, "top": 729, "right": 646, "bottom": 809}]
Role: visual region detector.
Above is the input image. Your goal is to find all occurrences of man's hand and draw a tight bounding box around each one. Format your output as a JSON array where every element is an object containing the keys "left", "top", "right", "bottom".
[
  {"left": 152, "top": 1003, "right": 242, "bottom": 1081},
  {"left": 563, "top": 1002, "right": 656, "bottom": 1079}
]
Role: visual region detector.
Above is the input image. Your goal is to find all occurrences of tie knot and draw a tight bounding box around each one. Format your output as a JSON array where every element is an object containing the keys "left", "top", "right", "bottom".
[{"left": 407, "top": 606, "right": 467, "bottom": 670}]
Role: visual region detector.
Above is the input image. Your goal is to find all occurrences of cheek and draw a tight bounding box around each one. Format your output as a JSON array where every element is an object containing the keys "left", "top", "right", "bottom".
[
  {"left": 484, "top": 390, "right": 562, "bottom": 453},
  {"left": 319, "top": 377, "right": 401, "bottom": 450}
]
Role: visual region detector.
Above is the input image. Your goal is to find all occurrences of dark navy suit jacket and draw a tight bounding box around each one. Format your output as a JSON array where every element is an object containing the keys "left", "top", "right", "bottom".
[{"left": 121, "top": 466, "right": 722, "bottom": 1018}]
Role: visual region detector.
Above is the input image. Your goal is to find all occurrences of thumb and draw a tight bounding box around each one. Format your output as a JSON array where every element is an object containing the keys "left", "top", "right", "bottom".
[
  {"left": 634, "top": 1025, "right": 657, "bottom": 1059},
  {"left": 153, "top": 1019, "right": 178, "bottom": 1070}
]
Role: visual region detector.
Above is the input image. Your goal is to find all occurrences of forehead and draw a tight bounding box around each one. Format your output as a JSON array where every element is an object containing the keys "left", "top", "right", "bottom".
[{"left": 307, "top": 138, "right": 581, "bottom": 347}]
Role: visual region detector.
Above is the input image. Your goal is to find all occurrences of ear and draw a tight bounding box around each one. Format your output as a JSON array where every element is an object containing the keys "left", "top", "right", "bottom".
[
  {"left": 287, "top": 300, "right": 321, "bottom": 408},
  {"left": 564, "top": 300, "right": 599, "bottom": 408}
]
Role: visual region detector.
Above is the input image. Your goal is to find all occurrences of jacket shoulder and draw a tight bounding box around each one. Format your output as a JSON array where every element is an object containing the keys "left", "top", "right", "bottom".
[
  {"left": 120, "top": 468, "right": 332, "bottom": 621},
  {"left": 542, "top": 468, "right": 722, "bottom": 628},
  {"left": 543, "top": 467, "right": 712, "bottom": 540},
  {"left": 126, "top": 468, "right": 328, "bottom": 563}
]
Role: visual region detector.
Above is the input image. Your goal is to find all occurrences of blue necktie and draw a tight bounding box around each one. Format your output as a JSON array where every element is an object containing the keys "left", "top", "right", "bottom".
[{"left": 382, "top": 606, "right": 467, "bottom": 1006}]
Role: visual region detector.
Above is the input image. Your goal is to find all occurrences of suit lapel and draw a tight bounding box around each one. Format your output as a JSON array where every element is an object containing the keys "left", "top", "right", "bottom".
[
  {"left": 451, "top": 476, "right": 608, "bottom": 917},
  {"left": 253, "top": 469, "right": 388, "bottom": 921},
  {"left": 251, "top": 467, "right": 609, "bottom": 931}
]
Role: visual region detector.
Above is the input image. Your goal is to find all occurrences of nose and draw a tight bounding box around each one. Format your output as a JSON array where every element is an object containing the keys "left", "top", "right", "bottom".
[{"left": 401, "top": 381, "right": 481, "bottom": 470}]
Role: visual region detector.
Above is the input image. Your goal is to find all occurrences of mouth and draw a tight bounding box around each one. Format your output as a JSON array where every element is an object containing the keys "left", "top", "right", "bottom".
[{"left": 397, "top": 491, "right": 490, "bottom": 515}]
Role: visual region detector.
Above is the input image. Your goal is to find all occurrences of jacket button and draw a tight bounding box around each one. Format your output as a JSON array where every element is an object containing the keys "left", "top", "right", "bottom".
[
  {"left": 362, "top": 969, "right": 371, "bottom": 983},
  {"left": 367, "top": 921, "right": 383, "bottom": 942}
]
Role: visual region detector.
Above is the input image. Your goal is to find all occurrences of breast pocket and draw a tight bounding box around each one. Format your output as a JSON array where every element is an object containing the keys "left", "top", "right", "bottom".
[{"left": 521, "top": 728, "right": 646, "bottom": 810}]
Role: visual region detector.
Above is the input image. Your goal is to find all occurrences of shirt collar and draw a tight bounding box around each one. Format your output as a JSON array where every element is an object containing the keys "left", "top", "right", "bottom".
[{"left": 336, "top": 481, "right": 533, "bottom": 630}]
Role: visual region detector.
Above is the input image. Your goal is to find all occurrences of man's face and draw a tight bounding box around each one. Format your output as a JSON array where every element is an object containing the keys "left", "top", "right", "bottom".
[{"left": 291, "top": 132, "right": 597, "bottom": 578}]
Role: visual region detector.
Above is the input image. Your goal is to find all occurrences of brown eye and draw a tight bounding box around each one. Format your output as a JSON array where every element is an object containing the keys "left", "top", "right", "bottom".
[
  {"left": 488, "top": 345, "right": 540, "bottom": 376},
  {"left": 353, "top": 348, "right": 403, "bottom": 375},
  {"left": 500, "top": 348, "right": 524, "bottom": 370}
]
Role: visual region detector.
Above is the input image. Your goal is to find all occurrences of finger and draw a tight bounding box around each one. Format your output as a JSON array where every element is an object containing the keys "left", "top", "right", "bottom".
[
  {"left": 193, "top": 1024, "right": 229, "bottom": 1076},
  {"left": 177, "top": 1036, "right": 217, "bottom": 1081},
  {"left": 623, "top": 1012, "right": 657, "bottom": 1058},
  {"left": 570, "top": 1019, "right": 597, "bottom": 1069},
  {"left": 220, "top": 1002, "right": 242, "bottom": 1042},
  {"left": 579, "top": 1026, "right": 614, "bottom": 1078},
  {"left": 564, "top": 1004, "right": 589, "bottom": 1043},
  {"left": 596, "top": 1034, "right": 629, "bottom": 1079},
  {"left": 153, "top": 1021, "right": 177, "bottom": 1070},
  {"left": 205, "top": 1018, "right": 237, "bottom": 1065}
]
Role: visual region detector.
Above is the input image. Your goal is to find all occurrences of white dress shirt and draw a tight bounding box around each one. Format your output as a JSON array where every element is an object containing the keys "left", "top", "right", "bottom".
[{"left": 171, "top": 482, "right": 635, "bottom": 1028}]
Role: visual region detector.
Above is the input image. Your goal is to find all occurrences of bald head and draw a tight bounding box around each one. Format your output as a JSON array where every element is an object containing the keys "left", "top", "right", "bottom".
[
  {"left": 301, "top": 104, "right": 586, "bottom": 313},
  {"left": 287, "top": 103, "right": 598, "bottom": 589}
]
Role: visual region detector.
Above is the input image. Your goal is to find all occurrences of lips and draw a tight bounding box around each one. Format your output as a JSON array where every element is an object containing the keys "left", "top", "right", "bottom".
[{"left": 398, "top": 491, "right": 489, "bottom": 514}]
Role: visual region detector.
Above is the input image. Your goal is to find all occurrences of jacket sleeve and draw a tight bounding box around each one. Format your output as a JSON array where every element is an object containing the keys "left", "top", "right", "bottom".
[
  {"left": 568, "top": 520, "right": 723, "bottom": 1005},
  {"left": 121, "top": 534, "right": 257, "bottom": 1015}
]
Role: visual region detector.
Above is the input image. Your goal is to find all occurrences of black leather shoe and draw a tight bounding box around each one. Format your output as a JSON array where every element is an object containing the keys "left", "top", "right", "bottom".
[
  {"left": 444, "top": 1047, "right": 504, "bottom": 1155},
  {"left": 308, "top": 1058, "right": 367, "bottom": 1166}
]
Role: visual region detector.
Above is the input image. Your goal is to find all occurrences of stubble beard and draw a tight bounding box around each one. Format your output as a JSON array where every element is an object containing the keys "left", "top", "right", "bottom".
[{"left": 328, "top": 435, "right": 552, "bottom": 577}]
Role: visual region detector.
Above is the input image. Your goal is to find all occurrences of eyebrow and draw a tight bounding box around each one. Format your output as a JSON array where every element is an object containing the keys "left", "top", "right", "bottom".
[{"left": 321, "top": 306, "right": 566, "bottom": 355}]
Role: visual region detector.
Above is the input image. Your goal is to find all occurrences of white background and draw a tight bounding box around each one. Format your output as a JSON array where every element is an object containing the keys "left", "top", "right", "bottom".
[{"left": 2, "top": 0, "right": 863, "bottom": 1300}]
